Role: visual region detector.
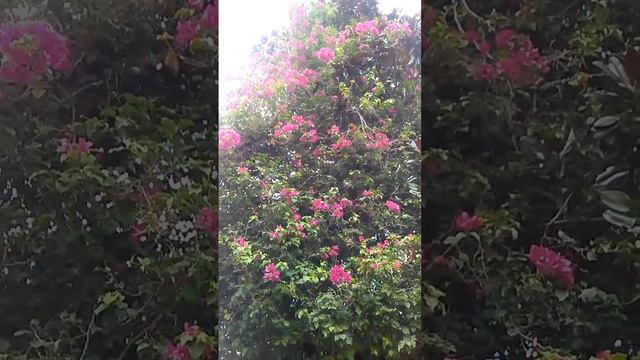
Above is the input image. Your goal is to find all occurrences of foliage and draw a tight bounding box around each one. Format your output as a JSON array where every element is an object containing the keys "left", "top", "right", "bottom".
[
  {"left": 219, "top": 1, "right": 421, "bottom": 359},
  {"left": 0, "top": 0, "right": 217, "bottom": 359},
  {"left": 423, "top": 0, "right": 640, "bottom": 358}
]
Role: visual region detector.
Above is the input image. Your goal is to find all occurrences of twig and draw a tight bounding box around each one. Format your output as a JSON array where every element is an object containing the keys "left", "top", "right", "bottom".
[
  {"left": 79, "top": 307, "right": 98, "bottom": 360},
  {"left": 116, "top": 314, "right": 163, "bottom": 360},
  {"left": 541, "top": 192, "right": 573, "bottom": 243}
]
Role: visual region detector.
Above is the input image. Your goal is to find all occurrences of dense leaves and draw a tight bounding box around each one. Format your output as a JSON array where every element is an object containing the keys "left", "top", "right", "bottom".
[
  {"left": 423, "top": 0, "right": 640, "bottom": 359},
  {"left": 0, "top": 0, "right": 217, "bottom": 359}
]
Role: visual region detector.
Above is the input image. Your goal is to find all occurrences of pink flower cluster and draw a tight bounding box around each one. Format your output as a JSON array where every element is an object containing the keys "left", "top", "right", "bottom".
[
  {"left": 468, "top": 29, "right": 549, "bottom": 86},
  {"left": 174, "top": 2, "right": 217, "bottom": 47},
  {"left": 234, "top": 237, "right": 247, "bottom": 247},
  {"left": 273, "top": 114, "right": 316, "bottom": 140},
  {"left": 331, "top": 135, "right": 352, "bottom": 151},
  {"left": 58, "top": 136, "right": 93, "bottom": 157},
  {"left": 367, "top": 132, "right": 392, "bottom": 150},
  {"left": 311, "top": 197, "right": 354, "bottom": 219},
  {"left": 197, "top": 207, "right": 218, "bottom": 234},
  {"left": 320, "top": 245, "right": 340, "bottom": 260},
  {"left": 329, "top": 265, "right": 352, "bottom": 285},
  {"left": 385, "top": 200, "right": 401, "bottom": 214},
  {"left": 528, "top": 245, "right": 575, "bottom": 288},
  {"left": 313, "top": 47, "right": 335, "bottom": 64},
  {"left": 219, "top": 128, "right": 241, "bottom": 151},
  {"left": 263, "top": 263, "right": 281, "bottom": 282},
  {"left": 166, "top": 343, "right": 190, "bottom": 360},
  {"left": 454, "top": 212, "right": 484, "bottom": 232},
  {"left": 279, "top": 187, "right": 300, "bottom": 203},
  {"left": 354, "top": 20, "right": 380, "bottom": 36},
  {"left": 0, "top": 21, "right": 71, "bottom": 86},
  {"left": 383, "top": 22, "right": 413, "bottom": 37}
]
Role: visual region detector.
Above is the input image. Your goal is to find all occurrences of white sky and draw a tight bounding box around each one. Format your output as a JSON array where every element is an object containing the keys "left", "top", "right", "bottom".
[{"left": 219, "top": 0, "right": 420, "bottom": 113}]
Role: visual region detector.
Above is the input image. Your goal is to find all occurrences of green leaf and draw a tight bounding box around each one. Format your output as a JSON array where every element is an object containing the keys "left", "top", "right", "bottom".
[
  {"left": 599, "top": 190, "right": 631, "bottom": 213},
  {"left": 602, "top": 210, "right": 636, "bottom": 228}
]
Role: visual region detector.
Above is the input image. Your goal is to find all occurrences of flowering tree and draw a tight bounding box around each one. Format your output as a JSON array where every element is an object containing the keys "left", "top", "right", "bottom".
[{"left": 219, "top": 0, "right": 421, "bottom": 358}]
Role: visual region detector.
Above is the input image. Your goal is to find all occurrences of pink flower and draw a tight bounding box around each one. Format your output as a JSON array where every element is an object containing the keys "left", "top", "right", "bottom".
[
  {"left": 362, "top": 189, "right": 373, "bottom": 197},
  {"left": 329, "top": 265, "right": 352, "bottom": 285},
  {"left": 312, "top": 147, "right": 321, "bottom": 157},
  {"left": 471, "top": 63, "right": 498, "bottom": 80},
  {"left": 313, "top": 47, "right": 335, "bottom": 64},
  {"left": 311, "top": 198, "right": 329, "bottom": 212},
  {"left": 330, "top": 203, "right": 344, "bottom": 219},
  {"left": 292, "top": 158, "right": 303, "bottom": 168},
  {"left": 388, "top": 108, "right": 396, "bottom": 115},
  {"left": 327, "top": 125, "right": 340, "bottom": 135},
  {"left": 219, "top": 128, "right": 241, "bottom": 151},
  {"left": 331, "top": 135, "right": 351, "bottom": 151},
  {"left": 367, "top": 132, "right": 392, "bottom": 150},
  {"left": 358, "top": 234, "right": 366, "bottom": 243},
  {"left": 197, "top": 207, "right": 218, "bottom": 234},
  {"left": 475, "top": 40, "right": 491, "bottom": 55},
  {"left": 301, "top": 129, "right": 319, "bottom": 143},
  {"left": 464, "top": 30, "right": 478, "bottom": 43},
  {"left": 495, "top": 29, "right": 516, "bottom": 49},
  {"left": 183, "top": 322, "right": 199, "bottom": 336},
  {"left": 370, "top": 263, "right": 379, "bottom": 270},
  {"left": 187, "top": 0, "right": 204, "bottom": 10},
  {"left": 310, "top": 218, "right": 320, "bottom": 227},
  {"left": 454, "top": 212, "right": 484, "bottom": 232},
  {"left": 354, "top": 20, "right": 380, "bottom": 36},
  {"left": 58, "top": 136, "right": 93, "bottom": 159},
  {"left": 330, "top": 95, "right": 338, "bottom": 103},
  {"left": 175, "top": 20, "right": 200, "bottom": 47},
  {"left": 0, "top": 21, "right": 71, "bottom": 86},
  {"left": 234, "top": 237, "right": 247, "bottom": 247},
  {"left": 392, "top": 260, "right": 401, "bottom": 270},
  {"left": 321, "top": 245, "right": 340, "bottom": 260},
  {"left": 263, "top": 263, "right": 281, "bottom": 282},
  {"left": 203, "top": 4, "right": 219, "bottom": 29},
  {"left": 166, "top": 343, "right": 191, "bottom": 360},
  {"left": 528, "top": 245, "right": 575, "bottom": 288},
  {"left": 385, "top": 200, "right": 401, "bottom": 214}
]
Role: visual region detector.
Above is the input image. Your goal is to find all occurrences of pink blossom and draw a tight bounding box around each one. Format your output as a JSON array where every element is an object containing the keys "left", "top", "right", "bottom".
[
  {"left": 327, "top": 125, "right": 340, "bottom": 135},
  {"left": 358, "top": 234, "right": 366, "bottom": 243},
  {"left": 330, "top": 95, "right": 338, "bottom": 103},
  {"left": 301, "top": 129, "right": 319, "bottom": 143},
  {"left": 354, "top": 20, "right": 380, "bottom": 36},
  {"left": 292, "top": 158, "right": 303, "bottom": 168},
  {"left": 339, "top": 198, "right": 353, "bottom": 208},
  {"left": 313, "top": 47, "right": 335, "bottom": 64},
  {"left": 234, "top": 237, "right": 247, "bottom": 247},
  {"left": 475, "top": 40, "right": 491, "bottom": 55},
  {"left": 471, "top": 63, "right": 498, "bottom": 80},
  {"left": 330, "top": 202, "right": 344, "bottom": 219},
  {"left": 312, "top": 147, "right": 321, "bottom": 157},
  {"left": 311, "top": 198, "right": 329, "bottom": 212},
  {"left": 367, "top": 132, "right": 392, "bottom": 150},
  {"left": 271, "top": 225, "right": 284, "bottom": 239},
  {"left": 362, "top": 189, "right": 373, "bottom": 197},
  {"left": 58, "top": 137, "right": 93, "bottom": 158},
  {"left": 464, "top": 30, "right": 478, "bottom": 43},
  {"left": 454, "top": 212, "right": 484, "bottom": 232},
  {"left": 166, "top": 343, "right": 191, "bottom": 360},
  {"left": 310, "top": 218, "right": 320, "bottom": 227},
  {"left": 496, "top": 29, "right": 516, "bottom": 49},
  {"left": 528, "top": 245, "right": 575, "bottom": 288},
  {"left": 183, "top": 322, "right": 199, "bottom": 336},
  {"left": 385, "top": 200, "right": 401, "bottom": 214},
  {"left": 388, "top": 108, "right": 396, "bottom": 115},
  {"left": 263, "top": 263, "right": 281, "bottom": 282},
  {"left": 187, "top": 0, "right": 204, "bottom": 10},
  {"left": 219, "top": 128, "right": 241, "bottom": 151},
  {"left": 237, "top": 166, "right": 249, "bottom": 174},
  {"left": 197, "top": 207, "right": 218, "bottom": 234},
  {"left": 392, "top": 260, "right": 401, "bottom": 270},
  {"left": 370, "top": 263, "right": 379, "bottom": 270},
  {"left": 0, "top": 21, "right": 71, "bottom": 86},
  {"left": 329, "top": 265, "right": 352, "bottom": 285},
  {"left": 175, "top": 20, "right": 200, "bottom": 47},
  {"left": 331, "top": 135, "right": 351, "bottom": 151},
  {"left": 321, "top": 245, "right": 340, "bottom": 260},
  {"left": 201, "top": 4, "right": 219, "bottom": 30}
]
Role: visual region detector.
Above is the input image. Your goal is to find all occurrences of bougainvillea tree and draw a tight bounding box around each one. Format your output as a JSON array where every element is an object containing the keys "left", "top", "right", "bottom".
[
  {"left": 219, "top": 0, "right": 421, "bottom": 358},
  {"left": 423, "top": 0, "right": 640, "bottom": 358}
]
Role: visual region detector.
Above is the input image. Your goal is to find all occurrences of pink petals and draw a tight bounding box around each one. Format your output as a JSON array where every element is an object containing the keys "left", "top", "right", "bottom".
[
  {"left": 454, "top": 212, "right": 484, "bottom": 232},
  {"left": 263, "top": 263, "right": 281, "bottom": 282},
  {"left": 528, "top": 245, "right": 575, "bottom": 288},
  {"left": 219, "top": 128, "right": 242, "bottom": 151},
  {"left": 329, "top": 265, "right": 352, "bottom": 285}
]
